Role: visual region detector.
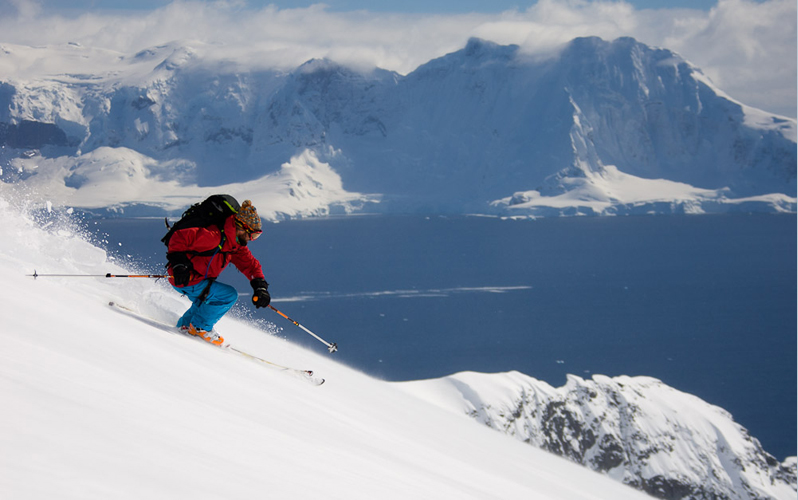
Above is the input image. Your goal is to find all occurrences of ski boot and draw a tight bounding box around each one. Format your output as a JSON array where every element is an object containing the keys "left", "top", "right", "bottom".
[{"left": 187, "top": 324, "right": 224, "bottom": 346}]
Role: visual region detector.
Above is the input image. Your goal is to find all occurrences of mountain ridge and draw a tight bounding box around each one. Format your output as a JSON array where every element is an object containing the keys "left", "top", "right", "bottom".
[
  {"left": 399, "top": 370, "right": 797, "bottom": 500},
  {"left": 0, "top": 36, "right": 795, "bottom": 217}
]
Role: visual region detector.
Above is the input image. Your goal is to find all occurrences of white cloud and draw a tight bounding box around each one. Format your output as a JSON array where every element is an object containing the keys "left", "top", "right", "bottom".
[
  {"left": 660, "top": 0, "right": 797, "bottom": 118},
  {"left": 476, "top": 0, "right": 796, "bottom": 118},
  {"left": 0, "top": 0, "right": 794, "bottom": 117}
]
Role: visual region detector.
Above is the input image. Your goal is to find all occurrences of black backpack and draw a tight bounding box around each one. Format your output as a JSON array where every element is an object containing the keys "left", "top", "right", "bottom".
[{"left": 162, "top": 194, "right": 240, "bottom": 249}]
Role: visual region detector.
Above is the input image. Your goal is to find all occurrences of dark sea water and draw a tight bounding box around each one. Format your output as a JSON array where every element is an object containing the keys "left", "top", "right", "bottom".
[{"left": 91, "top": 213, "right": 797, "bottom": 460}]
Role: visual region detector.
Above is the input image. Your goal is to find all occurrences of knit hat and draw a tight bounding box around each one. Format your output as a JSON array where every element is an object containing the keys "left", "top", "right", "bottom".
[{"left": 235, "top": 200, "right": 262, "bottom": 232}]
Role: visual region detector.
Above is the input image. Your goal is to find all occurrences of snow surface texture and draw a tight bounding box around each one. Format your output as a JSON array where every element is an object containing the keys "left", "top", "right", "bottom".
[
  {"left": 399, "top": 371, "right": 797, "bottom": 500},
  {"left": 0, "top": 193, "right": 659, "bottom": 498},
  {"left": 1, "top": 193, "right": 794, "bottom": 499},
  {"left": 1, "top": 36, "right": 795, "bottom": 218}
]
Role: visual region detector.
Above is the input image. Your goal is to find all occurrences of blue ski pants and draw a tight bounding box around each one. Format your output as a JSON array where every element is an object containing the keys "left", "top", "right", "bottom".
[{"left": 172, "top": 280, "right": 239, "bottom": 331}]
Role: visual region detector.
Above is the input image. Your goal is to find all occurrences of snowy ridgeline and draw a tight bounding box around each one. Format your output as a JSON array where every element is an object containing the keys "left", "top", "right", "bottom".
[
  {"left": 399, "top": 371, "right": 797, "bottom": 500},
  {"left": 0, "top": 36, "right": 796, "bottom": 218}
]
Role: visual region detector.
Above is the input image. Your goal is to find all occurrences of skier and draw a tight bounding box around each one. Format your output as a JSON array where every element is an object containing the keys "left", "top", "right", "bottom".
[{"left": 166, "top": 199, "right": 271, "bottom": 345}]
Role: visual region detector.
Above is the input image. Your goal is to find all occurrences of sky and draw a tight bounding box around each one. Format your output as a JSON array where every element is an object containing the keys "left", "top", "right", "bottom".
[
  {"left": 7, "top": 0, "right": 732, "bottom": 13},
  {"left": 0, "top": 0, "right": 795, "bottom": 117}
]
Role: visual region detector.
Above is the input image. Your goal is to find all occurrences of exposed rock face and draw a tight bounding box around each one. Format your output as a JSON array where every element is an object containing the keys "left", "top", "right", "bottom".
[{"left": 402, "top": 372, "right": 797, "bottom": 500}]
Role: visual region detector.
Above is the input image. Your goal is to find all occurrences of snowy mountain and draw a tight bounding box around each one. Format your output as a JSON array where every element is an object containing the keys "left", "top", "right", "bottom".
[
  {"left": 2, "top": 191, "right": 795, "bottom": 499},
  {"left": 0, "top": 36, "right": 795, "bottom": 217},
  {"left": 0, "top": 191, "right": 662, "bottom": 499},
  {"left": 401, "top": 371, "right": 796, "bottom": 500}
]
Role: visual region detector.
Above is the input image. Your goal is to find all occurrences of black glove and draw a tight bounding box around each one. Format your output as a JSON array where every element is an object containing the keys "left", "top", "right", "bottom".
[
  {"left": 167, "top": 253, "right": 193, "bottom": 287},
  {"left": 251, "top": 278, "right": 271, "bottom": 308}
]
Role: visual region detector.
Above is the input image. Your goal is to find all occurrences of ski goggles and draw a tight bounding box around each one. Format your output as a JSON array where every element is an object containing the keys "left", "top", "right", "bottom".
[{"left": 236, "top": 220, "right": 263, "bottom": 240}]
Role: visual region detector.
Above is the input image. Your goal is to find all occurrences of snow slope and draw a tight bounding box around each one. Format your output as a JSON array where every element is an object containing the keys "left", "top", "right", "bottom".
[
  {"left": 400, "top": 371, "right": 796, "bottom": 500},
  {"left": 0, "top": 195, "right": 653, "bottom": 498},
  {"left": 491, "top": 165, "right": 797, "bottom": 216}
]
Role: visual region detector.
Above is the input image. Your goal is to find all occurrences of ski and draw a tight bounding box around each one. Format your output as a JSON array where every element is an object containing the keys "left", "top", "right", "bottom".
[
  {"left": 108, "top": 301, "right": 324, "bottom": 385},
  {"left": 225, "top": 345, "right": 324, "bottom": 385}
]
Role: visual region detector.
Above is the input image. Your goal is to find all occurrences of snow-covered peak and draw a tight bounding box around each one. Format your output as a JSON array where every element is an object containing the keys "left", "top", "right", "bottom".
[
  {"left": 408, "top": 37, "right": 523, "bottom": 82},
  {"left": 296, "top": 57, "right": 350, "bottom": 75},
  {"left": 0, "top": 36, "right": 795, "bottom": 216},
  {"left": 152, "top": 44, "right": 197, "bottom": 73},
  {"left": 454, "top": 37, "right": 519, "bottom": 65},
  {"left": 399, "top": 370, "right": 797, "bottom": 500}
]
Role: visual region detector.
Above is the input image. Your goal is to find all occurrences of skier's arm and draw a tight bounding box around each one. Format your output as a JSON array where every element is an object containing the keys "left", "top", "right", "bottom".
[
  {"left": 230, "top": 246, "right": 265, "bottom": 281},
  {"left": 231, "top": 247, "right": 270, "bottom": 307}
]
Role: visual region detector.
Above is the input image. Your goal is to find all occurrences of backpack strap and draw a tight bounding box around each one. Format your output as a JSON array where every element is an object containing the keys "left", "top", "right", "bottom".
[{"left": 169, "top": 219, "right": 230, "bottom": 257}]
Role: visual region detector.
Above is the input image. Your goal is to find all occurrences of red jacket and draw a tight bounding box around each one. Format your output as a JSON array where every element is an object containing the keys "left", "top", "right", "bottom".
[{"left": 167, "top": 215, "right": 265, "bottom": 288}]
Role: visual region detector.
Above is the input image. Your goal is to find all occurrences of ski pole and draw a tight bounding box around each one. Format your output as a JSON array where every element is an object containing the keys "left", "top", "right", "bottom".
[
  {"left": 257, "top": 298, "right": 338, "bottom": 353},
  {"left": 28, "top": 270, "right": 170, "bottom": 279}
]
